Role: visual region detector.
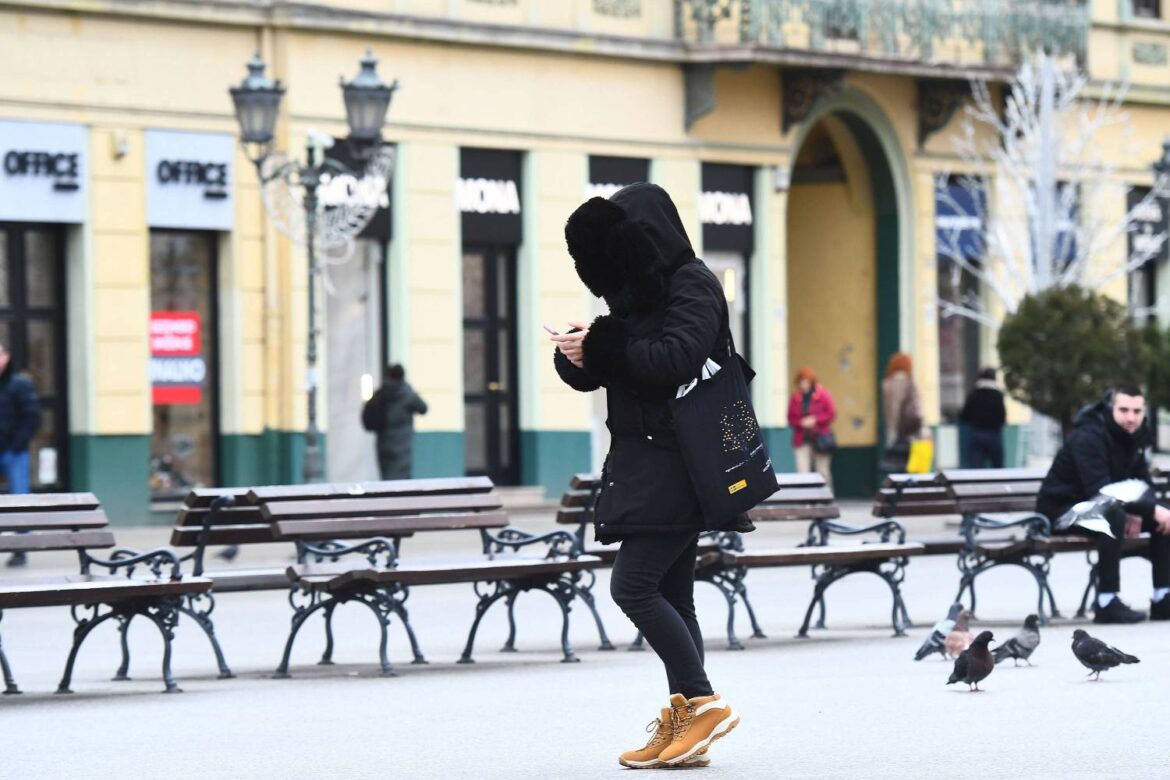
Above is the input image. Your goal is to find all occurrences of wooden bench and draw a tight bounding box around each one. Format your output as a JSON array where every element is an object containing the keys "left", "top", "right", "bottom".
[
  {"left": 560, "top": 472, "right": 923, "bottom": 642},
  {"left": 0, "top": 493, "right": 211, "bottom": 693},
  {"left": 246, "top": 476, "right": 602, "bottom": 676},
  {"left": 722, "top": 474, "right": 925, "bottom": 638}
]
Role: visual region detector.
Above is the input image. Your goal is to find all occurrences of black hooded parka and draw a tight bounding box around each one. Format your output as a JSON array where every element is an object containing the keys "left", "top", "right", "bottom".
[
  {"left": 554, "top": 183, "right": 730, "bottom": 543},
  {"left": 1035, "top": 392, "right": 1156, "bottom": 524}
]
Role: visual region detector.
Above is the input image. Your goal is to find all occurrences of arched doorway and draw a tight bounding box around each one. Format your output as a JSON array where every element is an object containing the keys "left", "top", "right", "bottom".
[{"left": 785, "top": 97, "right": 909, "bottom": 496}]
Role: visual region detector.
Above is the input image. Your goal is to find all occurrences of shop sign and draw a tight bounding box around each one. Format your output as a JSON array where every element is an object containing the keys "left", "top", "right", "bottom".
[
  {"left": 0, "top": 119, "right": 87, "bottom": 223},
  {"left": 324, "top": 140, "right": 393, "bottom": 241},
  {"left": 146, "top": 130, "right": 234, "bottom": 230},
  {"left": 701, "top": 163, "right": 754, "bottom": 254},
  {"left": 151, "top": 311, "right": 206, "bottom": 405},
  {"left": 460, "top": 148, "right": 523, "bottom": 244},
  {"left": 586, "top": 155, "right": 649, "bottom": 201}
]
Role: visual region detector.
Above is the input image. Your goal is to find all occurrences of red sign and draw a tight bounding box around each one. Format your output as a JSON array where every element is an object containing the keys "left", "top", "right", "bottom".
[
  {"left": 151, "top": 311, "right": 204, "bottom": 405},
  {"left": 151, "top": 311, "right": 201, "bottom": 356}
]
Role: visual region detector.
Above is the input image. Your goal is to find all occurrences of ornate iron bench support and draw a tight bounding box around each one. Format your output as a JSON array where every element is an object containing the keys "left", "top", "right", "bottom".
[
  {"left": 796, "top": 519, "right": 913, "bottom": 638},
  {"left": 953, "top": 512, "right": 1060, "bottom": 623},
  {"left": 58, "top": 596, "right": 185, "bottom": 694},
  {"left": 0, "top": 611, "right": 20, "bottom": 694}
]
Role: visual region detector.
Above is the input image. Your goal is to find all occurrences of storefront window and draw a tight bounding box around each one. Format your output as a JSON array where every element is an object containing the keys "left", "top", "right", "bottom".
[{"left": 149, "top": 231, "right": 218, "bottom": 499}]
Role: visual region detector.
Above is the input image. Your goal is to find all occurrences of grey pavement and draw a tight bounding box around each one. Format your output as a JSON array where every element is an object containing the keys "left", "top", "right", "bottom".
[{"left": 1, "top": 504, "right": 1168, "bottom": 779}]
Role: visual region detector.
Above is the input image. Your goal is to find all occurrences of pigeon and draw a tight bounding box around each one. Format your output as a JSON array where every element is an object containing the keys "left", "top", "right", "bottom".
[
  {"left": 946, "top": 630, "right": 995, "bottom": 692},
  {"left": 944, "top": 609, "right": 974, "bottom": 659},
  {"left": 993, "top": 614, "right": 1041, "bottom": 666},
  {"left": 914, "top": 602, "right": 963, "bottom": 661},
  {"left": 1071, "top": 629, "right": 1140, "bottom": 681}
]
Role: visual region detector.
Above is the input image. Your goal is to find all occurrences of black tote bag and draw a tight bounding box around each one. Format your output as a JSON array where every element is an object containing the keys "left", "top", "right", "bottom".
[{"left": 669, "top": 314, "right": 779, "bottom": 523}]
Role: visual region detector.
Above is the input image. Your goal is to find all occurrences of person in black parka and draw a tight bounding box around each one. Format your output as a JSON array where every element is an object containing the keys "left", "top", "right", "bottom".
[
  {"left": 550, "top": 184, "right": 739, "bottom": 769},
  {"left": 959, "top": 367, "right": 1007, "bottom": 468},
  {"left": 1036, "top": 386, "right": 1170, "bottom": 623},
  {"left": 362, "top": 364, "right": 428, "bottom": 480}
]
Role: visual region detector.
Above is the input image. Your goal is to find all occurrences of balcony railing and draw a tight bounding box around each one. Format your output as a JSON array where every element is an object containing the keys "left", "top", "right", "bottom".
[{"left": 678, "top": 0, "right": 1089, "bottom": 71}]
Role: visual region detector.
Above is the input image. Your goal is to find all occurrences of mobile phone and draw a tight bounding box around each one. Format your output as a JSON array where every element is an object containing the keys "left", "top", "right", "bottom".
[{"left": 542, "top": 324, "right": 560, "bottom": 336}]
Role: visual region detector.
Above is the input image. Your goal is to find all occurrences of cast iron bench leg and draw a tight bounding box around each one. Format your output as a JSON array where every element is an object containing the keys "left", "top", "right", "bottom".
[
  {"left": 628, "top": 632, "right": 646, "bottom": 651},
  {"left": 458, "top": 585, "right": 511, "bottom": 664},
  {"left": 1077, "top": 552, "right": 1098, "bottom": 618},
  {"left": 547, "top": 581, "right": 580, "bottom": 663},
  {"left": 382, "top": 589, "right": 428, "bottom": 664},
  {"left": 500, "top": 591, "right": 520, "bottom": 653},
  {"left": 0, "top": 613, "right": 20, "bottom": 695},
  {"left": 353, "top": 595, "right": 396, "bottom": 677},
  {"left": 178, "top": 594, "right": 234, "bottom": 679},
  {"left": 273, "top": 597, "right": 329, "bottom": 679},
  {"left": 797, "top": 567, "right": 847, "bottom": 638},
  {"left": 142, "top": 602, "right": 183, "bottom": 693},
  {"left": 112, "top": 613, "right": 133, "bottom": 681},
  {"left": 56, "top": 609, "right": 121, "bottom": 694},
  {"left": 318, "top": 601, "right": 338, "bottom": 665},
  {"left": 571, "top": 570, "right": 615, "bottom": 650}
]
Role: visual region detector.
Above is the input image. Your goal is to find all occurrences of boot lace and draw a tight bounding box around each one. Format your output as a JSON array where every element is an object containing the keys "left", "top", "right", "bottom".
[
  {"left": 643, "top": 717, "right": 671, "bottom": 748},
  {"left": 671, "top": 704, "right": 695, "bottom": 742}
]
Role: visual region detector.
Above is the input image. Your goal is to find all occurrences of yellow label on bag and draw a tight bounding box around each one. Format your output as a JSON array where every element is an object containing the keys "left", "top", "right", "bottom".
[{"left": 728, "top": 479, "right": 747, "bottom": 495}]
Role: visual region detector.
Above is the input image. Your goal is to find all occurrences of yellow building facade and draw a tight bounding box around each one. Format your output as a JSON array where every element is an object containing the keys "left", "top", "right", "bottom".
[{"left": 1, "top": 0, "right": 1168, "bottom": 521}]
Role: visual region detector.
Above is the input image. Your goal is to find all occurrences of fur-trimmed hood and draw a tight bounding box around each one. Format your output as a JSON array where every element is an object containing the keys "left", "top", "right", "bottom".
[{"left": 563, "top": 182, "right": 696, "bottom": 316}]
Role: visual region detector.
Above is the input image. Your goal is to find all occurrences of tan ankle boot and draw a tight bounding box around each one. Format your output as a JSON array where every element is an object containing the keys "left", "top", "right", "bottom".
[
  {"left": 619, "top": 707, "right": 711, "bottom": 769},
  {"left": 658, "top": 693, "right": 739, "bottom": 766}
]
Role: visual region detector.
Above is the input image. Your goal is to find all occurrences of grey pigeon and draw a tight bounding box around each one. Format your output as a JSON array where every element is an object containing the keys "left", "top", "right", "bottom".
[
  {"left": 914, "top": 602, "right": 963, "bottom": 661},
  {"left": 993, "top": 614, "right": 1041, "bottom": 666},
  {"left": 946, "top": 630, "right": 995, "bottom": 692},
  {"left": 1071, "top": 629, "right": 1140, "bottom": 681}
]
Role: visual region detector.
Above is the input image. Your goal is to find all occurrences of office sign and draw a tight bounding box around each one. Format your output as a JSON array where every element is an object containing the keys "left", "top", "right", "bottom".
[
  {"left": 146, "top": 130, "right": 235, "bottom": 230},
  {"left": 0, "top": 119, "right": 87, "bottom": 223}
]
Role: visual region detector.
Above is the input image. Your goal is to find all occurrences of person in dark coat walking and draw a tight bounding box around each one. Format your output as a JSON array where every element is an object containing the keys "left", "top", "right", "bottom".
[
  {"left": 959, "top": 367, "right": 1007, "bottom": 468},
  {"left": 1036, "top": 385, "right": 1170, "bottom": 623},
  {"left": 362, "top": 364, "right": 428, "bottom": 480},
  {"left": 550, "top": 183, "right": 739, "bottom": 769},
  {"left": 0, "top": 341, "right": 41, "bottom": 568}
]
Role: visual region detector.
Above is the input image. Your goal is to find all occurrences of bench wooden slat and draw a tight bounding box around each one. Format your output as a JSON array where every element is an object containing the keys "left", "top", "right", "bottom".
[
  {"left": 176, "top": 505, "right": 267, "bottom": 528},
  {"left": 949, "top": 482, "right": 1043, "bottom": 499},
  {"left": 0, "top": 492, "right": 101, "bottom": 511},
  {"left": 203, "top": 568, "right": 293, "bottom": 592},
  {"left": 726, "top": 542, "right": 925, "bottom": 567},
  {"left": 0, "top": 574, "right": 211, "bottom": 609},
  {"left": 0, "top": 530, "right": 116, "bottom": 553},
  {"left": 748, "top": 505, "right": 840, "bottom": 521},
  {"left": 260, "top": 492, "right": 503, "bottom": 522},
  {"left": 569, "top": 473, "right": 598, "bottom": 490},
  {"left": 273, "top": 510, "right": 510, "bottom": 541},
  {"left": 169, "top": 524, "right": 278, "bottom": 547},
  {"left": 939, "top": 467, "right": 1046, "bottom": 484},
  {"left": 247, "top": 476, "right": 495, "bottom": 504},
  {"left": 182, "top": 487, "right": 251, "bottom": 509},
  {"left": 555, "top": 507, "right": 586, "bottom": 525},
  {"left": 559, "top": 489, "right": 595, "bottom": 508},
  {"left": 0, "top": 510, "right": 109, "bottom": 531},
  {"left": 757, "top": 486, "right": 836, "bottom": 503},
  {"left": 296, "top": 553, "right": 603, "bottom": 589}
]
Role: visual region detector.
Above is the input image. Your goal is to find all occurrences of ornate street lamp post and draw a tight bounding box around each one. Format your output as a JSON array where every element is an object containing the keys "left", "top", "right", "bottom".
[{"left": 229, "top": 51, "right": 398, "bottom": 483}]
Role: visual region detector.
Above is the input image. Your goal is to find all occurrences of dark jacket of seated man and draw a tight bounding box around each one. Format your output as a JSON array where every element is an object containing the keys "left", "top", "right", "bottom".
[{"left": 1036, "top": 391, "right": 1155, "bottom": 525}]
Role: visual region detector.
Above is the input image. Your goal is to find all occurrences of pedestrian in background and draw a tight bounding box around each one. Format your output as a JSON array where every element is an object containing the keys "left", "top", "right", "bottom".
[
  {"left": 362, "top": 364, "right": 428, "bottom": 480},
  {"left": 880, "top": 352, "right": 925, "bottom": 475},
  {"left": 787, "top": 367, "right": 836, "bottom": 487},
  {"left": 959, "top": 367, "right": 1007, "bottom": 468},
  {"left": 0, "top": 341, "right": 41, "bottom": 568}
]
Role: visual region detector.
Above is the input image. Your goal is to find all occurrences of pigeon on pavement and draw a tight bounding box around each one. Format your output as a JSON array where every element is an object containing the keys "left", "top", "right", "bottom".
[
  {"left": 1071, "top": 629, "right": 1140, "bottom": 681},
  {"left": 944, "top": 609, "right": 974, "bottom": 659},
  {"left": 946, "top": 630, "right": 995, "bottom": 692},
  {"left": 993, "top": 614, "right": 1041, "bottom": 666},
  {"left": 914, "top": 602, "right": 963, "bottom": 661}
]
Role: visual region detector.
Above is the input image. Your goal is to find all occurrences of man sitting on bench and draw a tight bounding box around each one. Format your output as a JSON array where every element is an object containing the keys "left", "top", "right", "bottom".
[{"left": 1036, "top": 384, "right": 1170, "bottom": 623}]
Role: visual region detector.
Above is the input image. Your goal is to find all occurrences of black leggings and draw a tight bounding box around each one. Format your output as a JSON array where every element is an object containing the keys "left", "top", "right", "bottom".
[{"left": 609, "top": 533, "right": 713, "bottom": 700}]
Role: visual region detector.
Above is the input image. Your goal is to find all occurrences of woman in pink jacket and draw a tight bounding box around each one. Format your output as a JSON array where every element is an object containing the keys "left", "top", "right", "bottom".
[{"left": 787, "top": 367, "right": 837, "bottom": 487}]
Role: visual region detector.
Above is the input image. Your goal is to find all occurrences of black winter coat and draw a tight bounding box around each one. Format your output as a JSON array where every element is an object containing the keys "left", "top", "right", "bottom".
[
  {"left": 363, "top": 381, "right": 428, "bottom": 473},
  {"left": 0, "top": 364, "right": 40, "bottom": 454},
  {"left": 554, "top": 183, "right": 728, "bottom": 543},
  {"left": 1035, "top": 393, "right": 1155, "bottom": 524},
  {"left": 959, "top": 382, "right": 1006, "bottom": 431}
]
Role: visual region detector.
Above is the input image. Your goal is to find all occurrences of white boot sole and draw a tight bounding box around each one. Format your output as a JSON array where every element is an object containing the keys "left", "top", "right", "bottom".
[{"left": 662, "top": 710, "right": 740, "bottom": 766}]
